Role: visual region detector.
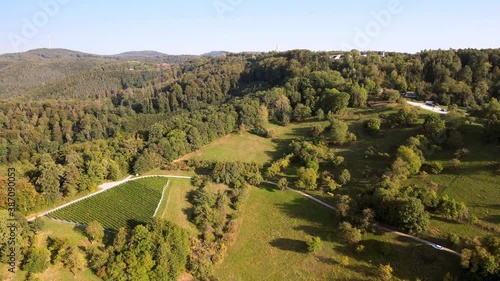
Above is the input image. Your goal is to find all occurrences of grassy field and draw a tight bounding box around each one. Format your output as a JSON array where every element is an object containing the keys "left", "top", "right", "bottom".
[
  {"left": 47, "top": 177, "right": 168, "bottom": 230},
  {"left": 410, "top": 123, "right": 500, "bottom": 239},
  {"left": 179, "top": 122, "right": 320, "bottom": 165},
  {"left": 156, "top": 178, "right": 198, "bottom": 234},
  {"left": 214, "top": 185, "right": 462, "bottom": 281}
]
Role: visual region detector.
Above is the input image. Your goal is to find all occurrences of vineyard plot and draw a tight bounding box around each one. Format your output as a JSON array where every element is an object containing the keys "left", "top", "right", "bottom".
[{"left": 47, "top": 177, "right": 168, "bottom": 230}]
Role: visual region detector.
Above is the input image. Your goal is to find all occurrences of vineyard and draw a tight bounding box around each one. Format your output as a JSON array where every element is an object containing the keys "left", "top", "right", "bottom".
[{"left": 47, "top": 177, "right": 169, "bottom": 230}]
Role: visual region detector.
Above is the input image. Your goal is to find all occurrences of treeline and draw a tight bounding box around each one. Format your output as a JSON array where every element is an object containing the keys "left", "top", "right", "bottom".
[
  {"left": 0, "top": 215, "right": 189, "bottom": 281},
  {"left": 184, "top": 161, "right": 260, "bottom": 279},
  {"left": 88, "top": 219, "right": 189, "bottom": 281}
]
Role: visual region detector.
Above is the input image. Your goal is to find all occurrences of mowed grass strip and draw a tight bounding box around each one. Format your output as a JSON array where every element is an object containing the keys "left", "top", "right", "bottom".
[
  {"left": 157, "top": 178, "right": 198, "bottom": 234},
  {"left": 47, "top": 177, "right": 168, "bottom": 230}
]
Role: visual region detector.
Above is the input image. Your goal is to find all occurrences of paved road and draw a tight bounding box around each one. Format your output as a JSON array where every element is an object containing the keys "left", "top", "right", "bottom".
[
  {"left": 263, "top": 180, "right": 461, "bottom": 257},
  {"left": 406, "top": 101, "right": 449, "bottom": 115}
]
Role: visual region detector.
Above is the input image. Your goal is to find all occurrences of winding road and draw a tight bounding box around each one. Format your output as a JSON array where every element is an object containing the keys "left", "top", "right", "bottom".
[
  {"left": 406, "top": 100, "right": 449, "bottom": 115},
  {"left": 25, "top": 175, "right": 460, "bottom": 257},
  {"left": 262, "top": 180, "right": 461, "bottom": 257}
]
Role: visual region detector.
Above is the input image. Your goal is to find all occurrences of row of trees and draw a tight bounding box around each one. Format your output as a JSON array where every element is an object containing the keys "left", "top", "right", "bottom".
[{"left": 186, "top": 162, "right": 258, "bottom": 279}]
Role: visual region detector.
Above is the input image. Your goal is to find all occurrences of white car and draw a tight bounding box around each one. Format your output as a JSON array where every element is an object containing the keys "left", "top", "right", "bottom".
[{"left": 432, "top": 244, "right": 443, "bottom": 250}]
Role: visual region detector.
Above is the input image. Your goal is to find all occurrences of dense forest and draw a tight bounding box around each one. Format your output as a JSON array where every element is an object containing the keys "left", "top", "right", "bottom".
[{"left": 1, "top": 48, "right": 500, "bottom": 280}]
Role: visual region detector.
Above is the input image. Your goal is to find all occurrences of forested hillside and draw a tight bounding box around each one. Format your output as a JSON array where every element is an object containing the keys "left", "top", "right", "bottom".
[
  {"left": 0, "top": 48, "right": 197, "bottom": 99},
  {"left": 1, "top": 48, "right": 499, "bottom": 280}
]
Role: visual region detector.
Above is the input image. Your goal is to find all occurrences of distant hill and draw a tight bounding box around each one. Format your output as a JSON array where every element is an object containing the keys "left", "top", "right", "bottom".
[
  {"left": 116, "top": 50, "right": 170, "bottom": 57},
  {"left": 202, "top": 51, "right": 228, "bottom": 57},
  {"left": 0, "top": 48, "right": 104, "bottom": 61},
  {"left": 0, "top": 48, "right": 199, "bottom": 99},
  {"left": 0, "top": 48, "right": 198, "bottom": 62}
]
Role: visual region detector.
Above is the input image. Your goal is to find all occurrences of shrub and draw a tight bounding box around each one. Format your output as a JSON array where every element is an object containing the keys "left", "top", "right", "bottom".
[
  {"left": 422, "top": 161, "right": 444, "bottom": 174},
  {"left": 449, "top": 158, "right": 461, "bottom": 168},
  {"left": 448, "top": 233, "right": 460, "bottom": 246},
  {"left": 306, "top": 236, "right": 322, "bottom": 253},
  {"left": 337, "top": 169, "right": 351, "bottom": 185},
  {"left": 339, "top": 256, "right": 350, "bottom": 267},
  {"left": 339, "top": 222, "right": 362, "bottom": 245},
  {"left": 277, "top": 178, "right": 288, "bottom": 190},
  {"left": 363, "top": 118, "right": 381, "bottom": 134},
  {"left": 469, "top": 215, "right": 479, "bottom": 225},
  {"left": 266, "top": 129, "right": 278, "bottom": 139},
  {"left": 379, "top": 264, "right": 394, "bottom": 281},
  {"left": 355, "top": 245, "right": 365, "bottom": 253}
]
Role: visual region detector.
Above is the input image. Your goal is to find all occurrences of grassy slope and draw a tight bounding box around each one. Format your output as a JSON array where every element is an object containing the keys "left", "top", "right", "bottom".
[
  {"left": 179, "top": 132, "right": 275, "bottom": 164},
  {"left": 215, "top": 185, "right": 462, "bottom": 281},
  {"left": 412, "top": 123, "right": 500, "bottom": 239},
  {"left": 179, "top": 122, "right": 318, "bottom": 165},
  {"left": 157, "top": 178, "right": 198, "bottom": 234}
]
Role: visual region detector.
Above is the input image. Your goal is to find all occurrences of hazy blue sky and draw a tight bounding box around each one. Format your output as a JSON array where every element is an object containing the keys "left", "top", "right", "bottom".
[{"left": 1, "top": 0, "right": 499, "bottom": 55}]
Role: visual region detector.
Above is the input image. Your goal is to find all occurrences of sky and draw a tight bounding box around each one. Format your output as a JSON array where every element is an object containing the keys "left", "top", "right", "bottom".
[{"left": 0, "top": 0, "right": 499, "bottom": 55}]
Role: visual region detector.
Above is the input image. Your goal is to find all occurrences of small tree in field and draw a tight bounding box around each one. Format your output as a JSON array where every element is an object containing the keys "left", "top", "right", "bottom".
[
  {"left": 379, "top": 263, "right": 394, "bottom": 280},
  {"left": 306, "top": 236, "right": 322, "bottom": 253},
  {"left": 277, "top": 178, "right": 288, "bottom": 190},
  {"left": 22, "top": 247, "right": 50, "bottom": 273},
  {"left": 29, "top": 217, "right": 44, "bottom": 234},
  {"left": 337, "top": 169, "right": 351, "bottom": 185},
  {"left": 364, "top": 118, "right": 381, "bottom": 134},
  {"left": 85, "top": 221, "right": 104, "bottom": 244},
  {"left": 296, "top": 167, "right": 318, "bottom": 190},
  {"left": 64, "top": 246, "right": 87, "bottom": 275},
  {"left": 339, "top": 255, "right": 350, "bottom": 267},
  {"left": 339, "top": 222, "right": 362, "bottom": 245}
]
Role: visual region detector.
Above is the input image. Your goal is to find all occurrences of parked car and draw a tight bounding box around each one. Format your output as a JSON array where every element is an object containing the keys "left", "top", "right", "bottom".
[{"left": 432, "top": 244, "right": 443, "bottom": 250}]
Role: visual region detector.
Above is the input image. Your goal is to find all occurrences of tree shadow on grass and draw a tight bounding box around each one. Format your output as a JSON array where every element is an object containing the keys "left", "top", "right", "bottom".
[
  {"left": 431, "top": 214, "right": 461, "bottom": 225},
  {"left": 264, "top": 138, "right": 293, "bottom": 161},
  {"left": 316, "top": 255, "right": 337, "bottom": 265},
  {"left": 274, "top": 196, "right": 341, "bottom": 247},
  {"left": 269, "top": 238, "right": 308, "bottom": 253},
  {"left": 444, "top": 162, "right": 497, "bottom": 176},
  {"left": 484, "top": 214, "right": 500, "bottom": 224},
  {"left": 72, "top": 224, "right": 86, "bottom": 236},
  {"left": 334, "top": 239, "right": 464, "bottom": 281},
  {"left": 276, "top": 197, "right": 337, "bottom": 235},
  {"left": 293, "top": 225, "right": 338, "bottom": 243},
  {"left": 181, "top": 190, "right": 197, "bottom": 222},
  {"left": 260, "top": 183, "right": 277, "bottom": 192}
]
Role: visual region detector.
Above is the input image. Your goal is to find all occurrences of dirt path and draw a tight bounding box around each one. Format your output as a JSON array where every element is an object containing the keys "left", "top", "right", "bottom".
[
  {"left": 262, "top": 180, "right": 461, "bottom": 257},
  {"left": 26, "top": 175, "right": 191, "bottom": 221}
]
